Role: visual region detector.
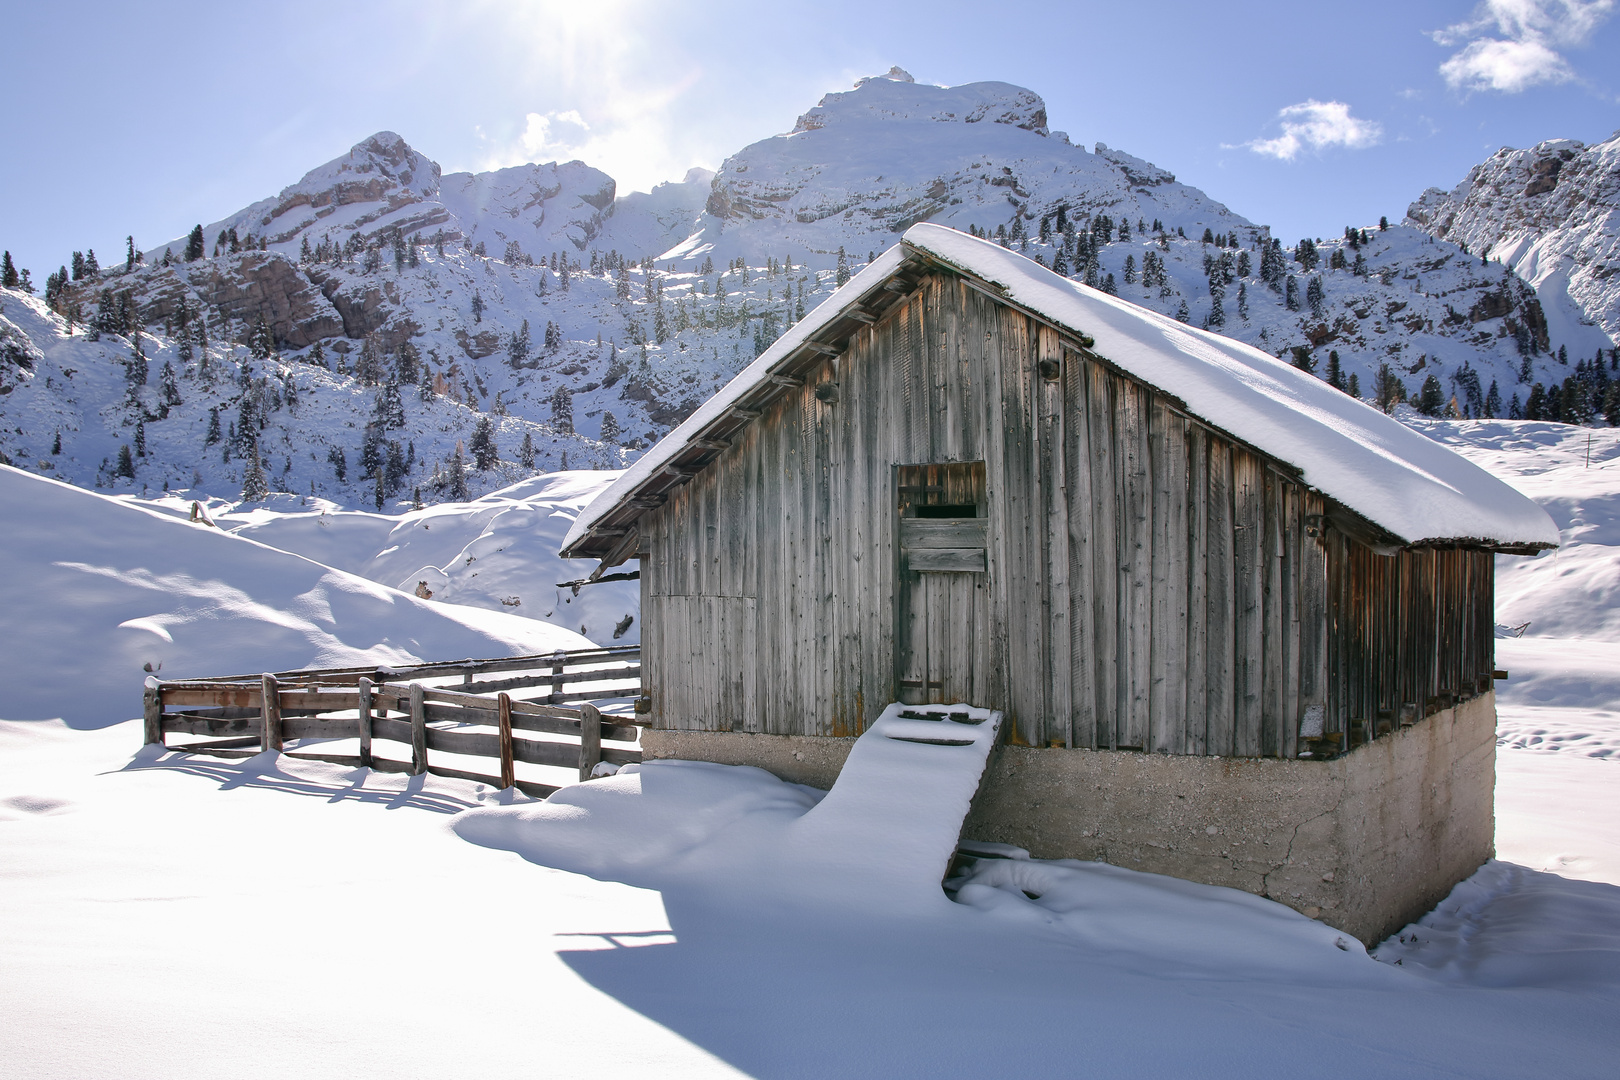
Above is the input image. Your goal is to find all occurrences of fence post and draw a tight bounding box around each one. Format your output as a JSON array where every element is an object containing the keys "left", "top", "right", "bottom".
[
  {"left": 143, "top": 677, "right": 164, "bottom": 747},
  {"left": 357, "top": 677, "right": 374, "bottom": 768},
  {"left": 578, "top": 702, "right": 602, "bottom": 781},
  {"left": 550, "top": 650, "right": 567, "bottom": 704},
  {"left": 410, "top": 683, "right": 427, "bottom": 775},
  {"left": 497, "top": 692, "right": 515, "bottom": 789},
  {"left": 261, "top": 673, "right": 283, "bottom": 752}
]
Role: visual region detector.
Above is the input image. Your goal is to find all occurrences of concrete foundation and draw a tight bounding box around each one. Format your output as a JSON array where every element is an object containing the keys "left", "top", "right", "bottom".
[{"left": 640, "top": 693, "right": 1497, "bottom": 945}]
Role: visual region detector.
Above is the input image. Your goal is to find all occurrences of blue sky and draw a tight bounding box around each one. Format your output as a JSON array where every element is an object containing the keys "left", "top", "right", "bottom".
[{"left": 1, "top": 0, "right": 1615, "bottom": 277}]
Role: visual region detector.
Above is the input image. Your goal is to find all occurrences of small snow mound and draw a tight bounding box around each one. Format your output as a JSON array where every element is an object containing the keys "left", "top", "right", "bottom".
[{"left": 1374, "top": 860, "right": 1620, "bottom": 990}]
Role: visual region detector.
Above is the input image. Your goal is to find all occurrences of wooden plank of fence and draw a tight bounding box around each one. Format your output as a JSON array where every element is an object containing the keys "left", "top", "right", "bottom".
[
  {"left": 579, "top": 702, "right": 602, "bottom": 781},
  {"left": 143, "top": 679, "right": 163, "bottom": 746},
  {"left": 357, "top": 677, "right": 374, "bottom": 768},
  {"left": 410, "top": 684, "right": 427, "bottom": 775},
  {"left": 261, "top": 673, "right": 283, "bottom": 752},
  {"left": 162, "top": 715, "right": 261, "bottom": 737},
  {"left": 498, "top": 693, "right": 515, "bottom": 789},
  {"left": 460, "top": 666, "right": 641, "bottom": 696}
]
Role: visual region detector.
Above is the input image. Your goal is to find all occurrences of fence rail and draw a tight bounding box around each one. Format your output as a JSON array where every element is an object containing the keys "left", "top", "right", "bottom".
[{"left": 143, "top": 646, "right": 644, "bottom": 799}]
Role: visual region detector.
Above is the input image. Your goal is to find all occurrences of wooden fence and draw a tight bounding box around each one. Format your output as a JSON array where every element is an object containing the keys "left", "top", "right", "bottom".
[{"left": 143, "top": 646, "right": 645, "bottom": 799}]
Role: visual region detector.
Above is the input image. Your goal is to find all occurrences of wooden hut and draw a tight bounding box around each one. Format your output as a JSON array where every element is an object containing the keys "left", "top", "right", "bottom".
[{"left": 562, "top": 223, "right": 1558, "bottom": 942}]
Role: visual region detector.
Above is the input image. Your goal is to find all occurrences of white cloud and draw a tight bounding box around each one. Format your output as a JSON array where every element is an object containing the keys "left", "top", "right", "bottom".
[
  {"left": 517, "top": 110, "right": 590, "bottom": 158},
  {"left": 1433, "top": 0, "right": 1614, "bottom": 92},
  {"left": 1244, "top": 100, "right": 1384, "bottom": 161}
]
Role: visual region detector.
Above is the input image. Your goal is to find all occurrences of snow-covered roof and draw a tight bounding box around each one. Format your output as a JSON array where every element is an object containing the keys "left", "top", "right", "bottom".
[{"left": 563, "top": 223, "right": 1559, "bottom": 557}]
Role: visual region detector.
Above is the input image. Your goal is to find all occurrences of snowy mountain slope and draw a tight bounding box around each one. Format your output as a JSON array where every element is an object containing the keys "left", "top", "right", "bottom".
[
  {"left": 221, "top": 470, "right": 640, "bottom": 644},
  {"left": 0, "top": 464, "right": 590, "bottom": 727},
  {"left": 0, "top": 287, "right": 622, "bottom": 508},
  {"left": 1407, "top": 132, "right": 1620, "bottom": 348},
  {"left": 5, "top": 71, "right": 1616, "bottom": 519}
]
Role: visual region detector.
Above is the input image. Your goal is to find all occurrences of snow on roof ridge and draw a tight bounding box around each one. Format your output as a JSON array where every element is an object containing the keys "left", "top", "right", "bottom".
[{"left": 562, "top": 224, "right": 1559, "bottom": 555}]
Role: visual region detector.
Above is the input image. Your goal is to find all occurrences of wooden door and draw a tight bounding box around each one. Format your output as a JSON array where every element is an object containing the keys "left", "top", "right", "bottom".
[{"left": 896, "top": 463, "right": 988, "bottom": 705}]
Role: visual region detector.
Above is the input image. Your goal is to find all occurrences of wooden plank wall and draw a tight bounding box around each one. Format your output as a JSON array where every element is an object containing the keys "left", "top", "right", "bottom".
[
  {"left": 641, "top": 269, "right": 1493, "bottom": 757},
  {"left": 1326, "top": 543, "right": 1496, "bottom": 744}
]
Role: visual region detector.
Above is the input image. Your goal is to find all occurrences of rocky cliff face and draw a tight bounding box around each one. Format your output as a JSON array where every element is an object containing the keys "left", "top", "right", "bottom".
[{"left": 1406, "top": 132, "right": 1620, "bottom": 348}]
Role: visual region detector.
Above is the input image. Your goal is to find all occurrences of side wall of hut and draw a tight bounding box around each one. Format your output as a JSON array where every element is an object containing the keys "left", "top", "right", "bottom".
[{"left": 640, "top": 269, "right": 1493, "bottom": 756}]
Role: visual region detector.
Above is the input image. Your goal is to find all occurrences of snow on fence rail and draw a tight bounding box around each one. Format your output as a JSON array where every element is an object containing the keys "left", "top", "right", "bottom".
[{"left": 141, "top": 646, "right": 645, "bottom": 798}]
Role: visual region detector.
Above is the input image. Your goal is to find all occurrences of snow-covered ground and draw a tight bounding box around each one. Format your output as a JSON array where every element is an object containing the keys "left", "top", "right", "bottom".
[{"left": 2, "top": 421, "right": 1618, "bottom": 1078}]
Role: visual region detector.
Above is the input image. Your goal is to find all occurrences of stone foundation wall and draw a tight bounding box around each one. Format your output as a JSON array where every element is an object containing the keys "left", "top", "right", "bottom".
[{"left": 639, "top": 694, "right": 1497, "bottom": 944}]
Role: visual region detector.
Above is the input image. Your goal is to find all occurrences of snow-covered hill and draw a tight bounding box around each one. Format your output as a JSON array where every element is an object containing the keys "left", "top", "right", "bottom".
[
  {"left": 0, "top": 464, "right": 590, "bottom": 727},
  {"left": 1407, "top": 132, "right": 1620, "bottom": 349},
  {"left": 215, "top": 470, "right": 640, "bottom": 644}
]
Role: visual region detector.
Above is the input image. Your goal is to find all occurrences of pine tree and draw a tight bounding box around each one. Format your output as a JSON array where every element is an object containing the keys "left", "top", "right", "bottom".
[
  {"left": 134, "top": 420, "right": 147, "bottom": 458},
  {"left": 471, "top": 290, "right": 485, "bottom": 324},
  {"left": 551, "top": 388, "right": 574, "bottom": 434},
  {"left": 374, "top": 380, "right": 406, "bottom": 429},
  {"left": 1237, "top": 282, "right": 1249, "bottom": 321},
  {"left": 205, "top": 407, "right": 222, "bottom": 446},
  {"left": 835, "top": 246, "right": 850, "bottom": 288},
  {"left": 1525, "top": 382, "right": 1548, "bottom": 420},
  {"left": 115, "top": 444, "right": 136, "bottom": 479},
  {"left": 469, "top": 416, "right": 498, "bottom": 470},
  {"left": 449, "top": 445, "right": 470, "bottom": 500},
  {"left": 241, "top": 448, "right": 269, "bottom": 502},
  {"left": 1485, "top": 380, "right": 1502, "bottom": 418},
  {"left": 51, "top": 429, "right": 61, "bottom": 455},
  {"left": 160, "top": 361, "right": 182, "bottom": 407},
  {"left": 1418, "top": 374, "right": 1445, "bottom": 416},
  {"left": 327, "top": 445, "right": 347, "bottom": 482},
  {"left": 519, "top": 431, "right": 536, "bottom": 470},
  {"left": 1347, "top": 373, "right": 1361, "bottom": 399},
  {"left": 125, "top": 235, "right": 139, "bottom": 271},
  {"left": 1175, "top": 298, "right": 1190, "bottom": 323},
  {"left": 1, "top": 251, "right": 18, "bottom": 288},
  {"left": 1306, "top": 276, "right": 1326, "bottom": 318},
  {"left": 599, "top": 411, "right": 621, "bottom": 444},
  {"left": 508, "top": 319, "right": 531, "bottom": 367},
  {"left": 1375, "top": 364, "right": 1404, "bottom": 413},
  {"left": 1285, "top": 275, "right": 1301, "bottom": 312},
  {"left": 1325, "top": 350, "right": 1345, "bottom": 391}
]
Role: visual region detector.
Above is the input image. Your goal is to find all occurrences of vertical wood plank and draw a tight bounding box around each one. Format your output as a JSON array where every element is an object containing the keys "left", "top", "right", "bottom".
[
  {"left": 1260, "top": 472, "right": 1285, "bottom": 757},
  {"left": 1205, "top": 442, "right": 1235, "bottom": 756},
  {"left": 409, "top": 683, "right": 427, "bottom": 775},
  {"left": 1117, "top": 380, "right": 1151, "bottom": 749},
  {"left": 1184, "top": 427, "right": 1209, "bottom": 755},
  {"left": 143, "top": 678, "right": 163, "bottom": 746},
  {"left": 1040, "top": 330, "right": 1072, "bottom": 747},
  {"left": 497, "top": 692, "right": 515, "bottom": 789},
  {"left": 1232, "top": 453, "right": 1264, "bottom": 756},
  {"left": 261, "top": 673, "right": 283, "bottom": 752},
  {"left": 578, "top": 702, "right": 602, "bottom": 781},
  {"left": 1151, "top": 407, "right": 1189, "bottom": 754},
  {"left": 1087, "top": 364, "right": 1119, "bottom": 748},
  {"left": 1064, "top": 350, "right": 1097, "bottom": 748},
  {"left": 357, "top": 676, "right": 374, "bottom": 768}
]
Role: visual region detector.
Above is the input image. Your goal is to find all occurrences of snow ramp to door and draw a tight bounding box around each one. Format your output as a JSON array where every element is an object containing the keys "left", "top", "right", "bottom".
[{"left": 781, "top": 702, "right": 1003, "bottom": 904}]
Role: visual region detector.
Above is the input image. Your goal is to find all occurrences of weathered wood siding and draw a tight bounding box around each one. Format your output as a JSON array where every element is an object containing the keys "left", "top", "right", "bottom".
[{"left": 641, "top": 270, "right": 1494, "bottom": 756}]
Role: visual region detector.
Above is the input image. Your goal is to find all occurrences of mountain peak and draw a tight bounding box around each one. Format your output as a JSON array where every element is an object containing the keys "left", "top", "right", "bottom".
[
  {"left": 792, "top": 76, "right": 1048, "bottom": 136},
  {"left": 855, "top": 66, "right": 915, "bottom": 87}
]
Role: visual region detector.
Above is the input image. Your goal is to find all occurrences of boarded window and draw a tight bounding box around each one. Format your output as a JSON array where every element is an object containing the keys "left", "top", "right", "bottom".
[{"left": 898, "top": 462, "right": 986, "bottom": 573}]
